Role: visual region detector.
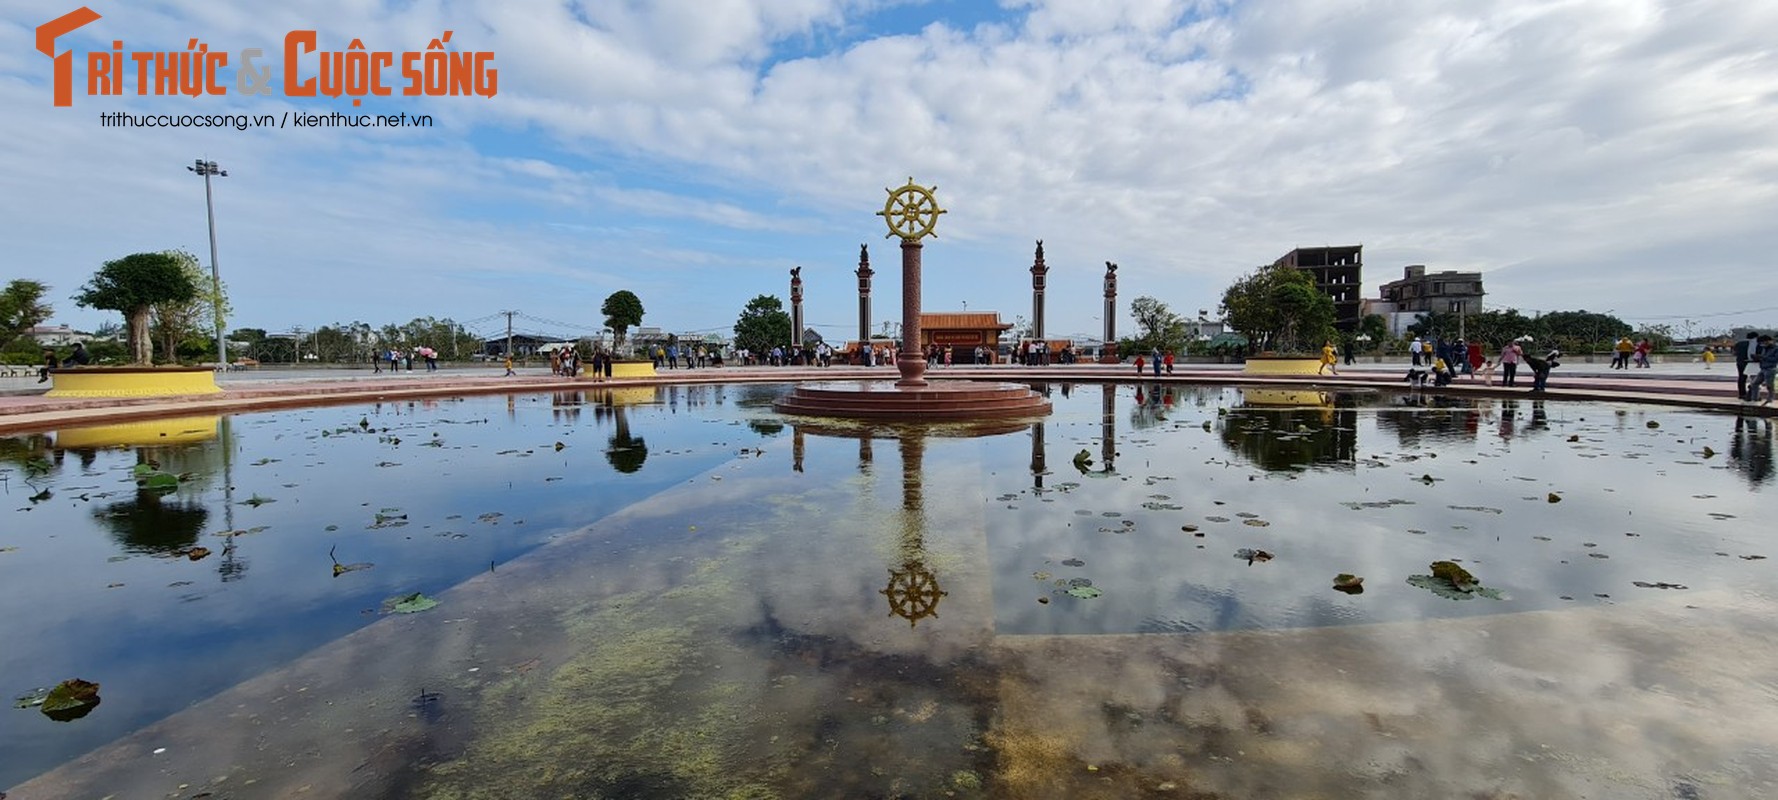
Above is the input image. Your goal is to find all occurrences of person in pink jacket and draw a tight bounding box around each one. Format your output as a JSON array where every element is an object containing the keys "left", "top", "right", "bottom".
[{"left": 1500, "top": 341, "right": 1523, "bottom": 387}]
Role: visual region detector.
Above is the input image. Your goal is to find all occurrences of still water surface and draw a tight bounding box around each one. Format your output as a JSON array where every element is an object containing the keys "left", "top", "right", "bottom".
[{"left": 3, "top": 383, "right": 1775, "bottom": 798}]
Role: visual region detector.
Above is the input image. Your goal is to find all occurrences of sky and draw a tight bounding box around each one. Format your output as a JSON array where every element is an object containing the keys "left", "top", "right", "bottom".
[{"left": 3, "top": 0, "right": 1776, "bottom": 346}]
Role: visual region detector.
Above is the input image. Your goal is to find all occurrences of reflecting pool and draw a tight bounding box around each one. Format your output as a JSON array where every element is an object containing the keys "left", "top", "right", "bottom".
[{"left": 3, "top": 384, "right": 1776, "bottom": 799}]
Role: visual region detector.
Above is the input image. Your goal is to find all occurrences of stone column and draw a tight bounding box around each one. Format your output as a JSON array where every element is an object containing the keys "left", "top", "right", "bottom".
[
  {"left": 855, "top": 245, "right": 873, "bottom": 365},
  {"left": 790, "top": 266, "right": 804, "bottom": 360},
  {"left": 896, "top": 239, "right": 927, "bottom": 387},
  {"left": 1101, "top": 261, "right": 1119, "bottom": 363},
  {"left": 1030, "top": 240, "right": 1048, "bottom": 344}
]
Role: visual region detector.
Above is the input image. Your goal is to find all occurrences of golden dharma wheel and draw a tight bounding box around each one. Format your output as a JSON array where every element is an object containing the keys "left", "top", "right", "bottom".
[{"left": 877, "top": 177, "right": 946, "bottom": 241}]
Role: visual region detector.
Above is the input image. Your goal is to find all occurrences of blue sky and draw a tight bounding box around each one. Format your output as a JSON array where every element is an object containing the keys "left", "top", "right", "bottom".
[{"left": 3, "top": 0, "right": 1777, "bottom": 346}]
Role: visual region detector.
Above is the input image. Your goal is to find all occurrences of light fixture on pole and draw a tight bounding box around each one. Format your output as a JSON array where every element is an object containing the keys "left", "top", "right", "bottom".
[{"left": 187, "top": 159, "right": 228, "bottom": 369}]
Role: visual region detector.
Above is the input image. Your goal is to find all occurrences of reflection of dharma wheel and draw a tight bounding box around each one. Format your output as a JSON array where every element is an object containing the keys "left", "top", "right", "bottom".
[
  {"left": 881, "top": 562, "right": 947, "bottom": 626},
  {"left": 877, "top": 178, "right": 946, "bottom": 241}
]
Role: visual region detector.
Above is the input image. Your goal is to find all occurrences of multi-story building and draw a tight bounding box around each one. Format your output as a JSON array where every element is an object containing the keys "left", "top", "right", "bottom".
[
  {"left": 1378, "top": 265, "right": 1485, "bottom": 314},
  {"left": 1365, "top": 265, "right": 1486, "bottom": 336},
  {"left": 1273, "top": 246, "right": 1363, "bottom": 330}
]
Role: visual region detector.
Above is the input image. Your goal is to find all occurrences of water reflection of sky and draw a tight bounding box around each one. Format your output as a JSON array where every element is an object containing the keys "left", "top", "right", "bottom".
[
  {"left": 0, "top": 387, "right": 771, "bottom": 789},
  {"left": 3, "top": 382, "right": 1775, "bottom": 793},
  {"left": 987, "top": 384, "right": 1774, "bottom": 636}
]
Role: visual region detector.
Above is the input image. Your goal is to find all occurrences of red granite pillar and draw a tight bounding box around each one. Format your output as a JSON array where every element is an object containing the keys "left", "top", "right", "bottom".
[{"left": 896, "top": 239, "right": 928, "bottom": 387}]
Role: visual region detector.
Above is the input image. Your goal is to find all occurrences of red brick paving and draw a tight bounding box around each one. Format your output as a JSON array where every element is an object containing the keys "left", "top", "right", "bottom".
[{"left": 0, "top": 363, "right": 1770, "bottom": 435}]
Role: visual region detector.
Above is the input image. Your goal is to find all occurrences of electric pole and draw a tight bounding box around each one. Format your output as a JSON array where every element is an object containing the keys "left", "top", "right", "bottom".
[{"left": 504, "top": 310, "right": 516, "bottom": 363}]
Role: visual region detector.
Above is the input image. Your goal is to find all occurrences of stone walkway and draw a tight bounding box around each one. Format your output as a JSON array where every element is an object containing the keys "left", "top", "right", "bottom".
[{"left": 0, "top": 361, "right": 1771, "bottom": 434}]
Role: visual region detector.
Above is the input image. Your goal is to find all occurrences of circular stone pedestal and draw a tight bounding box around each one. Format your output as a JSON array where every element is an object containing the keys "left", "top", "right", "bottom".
[{"left": 773, "top": 380, "right": 1051, "bottom": 420}]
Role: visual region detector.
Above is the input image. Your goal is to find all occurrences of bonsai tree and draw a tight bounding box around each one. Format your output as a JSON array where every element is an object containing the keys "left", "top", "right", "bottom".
[
  {"left": 1219, "top": 263, "right": 1335, "bottom": 354},
  {"left": 601, "top": 290, "right": 645, "bottom": 355},
  {"left": 74, "top": 252, "right": 198, "bottom": 365}
]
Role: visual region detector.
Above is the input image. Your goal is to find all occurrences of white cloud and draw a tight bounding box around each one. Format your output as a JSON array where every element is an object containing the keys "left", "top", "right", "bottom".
[{"left": 3, "top": 0, "right": 1776, "bottom": 338}]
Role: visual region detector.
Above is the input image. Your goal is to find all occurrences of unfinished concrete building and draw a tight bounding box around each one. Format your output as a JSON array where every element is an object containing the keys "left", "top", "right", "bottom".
[{"left": 1273, "top": 245, "right": 1363, "bottom": 331}]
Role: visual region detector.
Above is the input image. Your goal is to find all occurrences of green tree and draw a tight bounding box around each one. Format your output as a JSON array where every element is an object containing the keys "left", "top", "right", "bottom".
[
  {"left": 150, "top": 250, "right": 230, "bottom": 364},
  {"left": 1129, "top": 296, "right": 1188, "bottom": 354},
  {"left": 1220, "top": 263, "right": 1335, "bottom": 354},
  {"left": 1538, "top": 310, "right": 1630, "bottom": 354},
  {"left": 601, "top": 290, "right": 645, "bottom": 351},
  {"left": 1, "top": 279, "right": 53, "bottom": 351},
  {"left": 74, "top": 252, "right": 199, "bottom": 365},
  {"left": 732, "top": 294, "right": 792, "bottom": 356},
  {"left": 1355, "top": 313, "right": 1391, "bottom": 352}
]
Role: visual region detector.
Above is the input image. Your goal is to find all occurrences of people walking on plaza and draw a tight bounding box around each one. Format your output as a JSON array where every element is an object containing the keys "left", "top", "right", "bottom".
[
  {"left": 1634, "top": 338, "right": 1653, "bottom": 368},
  {"left": 1702, "top": 346, "right": 1716, "bottom": 369},
  {"left": 1134, "top": 355, "right": 1145, "bottom": 374},
  {"left": 503, "top": 354, "right": 515, "bottom": 377},
  {"left": 1501, "top": 340, "right": 1523, "bottom": 387},
  {"left": 1318, "top": 341, "right": 1338, "bottom": 375},
  {"left": 1613, "top": 336, "right": 1634, "bottom": 369},
  {"left": 1341, "top": 338, "right": 1355, "bottom": 366},
  {"left": 1751, "top": 335, "right": 1777, "bottom": 405},
  {"left": 1151, "top": 347, "right": 1162, "bottom": 376},
  {"left": 389, "top": 349, "right": 401, "bottom": 373},
  {"left": 1467, "top": 340, "right": 1484, "bottom": 375},
  {"left": 1164, "top": 350, "right": 1175, "bottom": 375},
  {"left": 1734, "top": 332, "right": 1759, "bottom": 401},
  {"left": 1410, "top": 336, "right": 1424, "bottom": 366}
]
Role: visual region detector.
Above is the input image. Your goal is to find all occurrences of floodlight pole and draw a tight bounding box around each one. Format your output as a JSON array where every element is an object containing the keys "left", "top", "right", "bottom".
[{"left": 189, "top": 159, "right": 228, "bottom": 369}]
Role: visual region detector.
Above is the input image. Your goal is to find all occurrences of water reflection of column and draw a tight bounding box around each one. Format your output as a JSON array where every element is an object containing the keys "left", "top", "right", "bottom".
[
  {"left": 900, "top": 432, "right": 924, "bottom": 516},
  {"left": 884, "top": 430, "right": 945, "bottom": 626},
  {"left": 858, "top": 434, "right": 873, "bottom": 475},
  {"left": 1030, "top": 421, "right": 1046, "bottom": 491},
  {"left": 793, "top": 428, "right": 805, "bottom": 473},
  {"left": 1100, "top": 383, "right": 1116, "bottom": 470}
]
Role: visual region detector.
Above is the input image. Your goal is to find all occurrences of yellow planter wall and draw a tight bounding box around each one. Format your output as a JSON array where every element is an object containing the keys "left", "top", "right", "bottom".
[
  {"left": 1240, "top": 357, "right": 1324, "bottom": 376},
  {"left": 581, "top": 361, "right": 658, "bottom": 379},
  {"left": 46, "top": 368, "right": 222, "bottom": 398}
]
